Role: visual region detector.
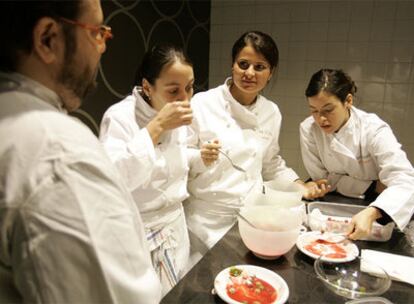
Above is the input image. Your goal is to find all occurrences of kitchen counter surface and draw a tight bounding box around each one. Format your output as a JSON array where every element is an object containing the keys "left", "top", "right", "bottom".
[{"left": 162, "top": 194, "right": 414, "bottom": 303}]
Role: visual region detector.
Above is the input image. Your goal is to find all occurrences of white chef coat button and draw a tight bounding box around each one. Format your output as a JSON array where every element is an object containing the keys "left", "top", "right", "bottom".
[
  {"left": 212, "top": 192, "right": 217, "bottom": 196},
  {"left": 226, "top": 149, "right": 230, "bottom": 154},
  {"left": 226, "top": 123, "right": 231, "bottom": 128}
]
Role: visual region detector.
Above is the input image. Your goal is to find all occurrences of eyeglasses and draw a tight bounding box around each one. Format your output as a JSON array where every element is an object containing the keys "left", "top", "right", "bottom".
[
  {"left": 59, "top": 17, "right": 113, "bottom": 44},
  {"left": 236, "top": 60, "right": 270, "bottom": 72}
]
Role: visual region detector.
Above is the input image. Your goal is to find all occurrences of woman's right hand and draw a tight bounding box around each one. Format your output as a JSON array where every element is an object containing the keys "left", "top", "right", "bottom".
[
  {"left": 155, "top": 101, "right": 193, "bottom": 130},
  {"left": 147, "top": 101, "right": 192, "bottom": 144},
  {"left": 297, "top": 179, "right": 331, "bottom": 200}
]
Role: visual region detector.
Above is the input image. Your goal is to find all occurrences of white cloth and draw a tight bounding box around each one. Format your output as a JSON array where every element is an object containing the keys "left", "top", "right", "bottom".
[
  {"left": 0, "top": 72, "right": 161, "bottom": 303},
  {"left": 100, "top": 87, "right": 190, "bottom": 295},
  {"left": 185, "top": 78, "right": 299, "bottom": 253},
  {"left": 300, "top": 106, "right": 414, "bottom": 230},
  {"left": 146, "top": 210, "right": 189, "bottom": 296},
  {"left": 361, "top": 249, "right": 414, "bottom": 285}
]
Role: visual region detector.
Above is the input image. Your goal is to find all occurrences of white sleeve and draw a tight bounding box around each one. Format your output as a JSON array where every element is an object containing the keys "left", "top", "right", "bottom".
[
  {"left": 300, "top": 121, "right": 371, "bottom": 197},
  {"left": 186, "top": 105, "right": 208, "bottom": 177},
  {"left": 6, "top": 132, "right": 162, "bottom": 303},
  {"left": 368, "top": 124, "right": 414, "bottom": 230},
  {"left": 262, "top": 112, "right": 298, "bottom": 182},
  {"left": 99, "top": 110, "right": 157, "bottom": 190}
]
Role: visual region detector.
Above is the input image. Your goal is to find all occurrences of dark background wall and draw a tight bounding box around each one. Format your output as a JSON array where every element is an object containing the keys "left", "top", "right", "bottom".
[{"left": 71, "top": 0, "right": 211, "bottom": 135}]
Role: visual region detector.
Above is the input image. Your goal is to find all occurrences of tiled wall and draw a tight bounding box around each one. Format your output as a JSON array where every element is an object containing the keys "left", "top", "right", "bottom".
[{"left": 209, "top": 0, "right": 414, "bottom": 178}]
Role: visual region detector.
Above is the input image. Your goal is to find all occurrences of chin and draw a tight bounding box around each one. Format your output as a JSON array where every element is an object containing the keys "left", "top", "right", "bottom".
[
  {"left": 64, "top": 96, "right": 82, "bottom": 112},
  {"left": 242, "top": 85, "right": 258, "bottom": 91},
  {"left": 239, "top": 85, "right": 260, "bottom": 95},
  {"left": 320, "top": 126, "right": 333, "bottom": 134},
  {"left": 58, "top": 87, "right": 82, "bottom": 112}
]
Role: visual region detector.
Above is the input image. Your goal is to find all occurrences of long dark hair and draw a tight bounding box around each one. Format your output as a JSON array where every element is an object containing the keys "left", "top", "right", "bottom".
[
  {"left": 305, "top": 69, "right": 357, "bottom": 103},
  {"left": 231, "top": 31, "right": 279, "bottom": 71}
]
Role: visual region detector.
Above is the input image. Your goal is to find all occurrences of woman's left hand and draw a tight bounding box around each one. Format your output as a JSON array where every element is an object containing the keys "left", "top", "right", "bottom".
[
  {"left": 200, "top": 139, "right": 221, "bottom": 166},
  {"left": 346, "top": 207, "right": 382, "bottom": 240}
]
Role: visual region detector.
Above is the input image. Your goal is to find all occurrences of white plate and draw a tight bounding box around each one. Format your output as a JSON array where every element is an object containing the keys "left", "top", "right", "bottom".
[
  {"left": 296, "top": 231, "right": 359, "bottom": 263},
  {"left": 214, "top": 265, "right": 289, "bottom": 304}
]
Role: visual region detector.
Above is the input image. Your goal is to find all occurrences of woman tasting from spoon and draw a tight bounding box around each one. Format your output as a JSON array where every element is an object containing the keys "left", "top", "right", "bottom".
[{"left": 99, "top": 45, "right": 214, "bottom": 295}]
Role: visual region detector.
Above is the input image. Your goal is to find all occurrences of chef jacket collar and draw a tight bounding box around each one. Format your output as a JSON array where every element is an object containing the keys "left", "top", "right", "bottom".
[
  {"left": 133, "top": 86, "right": 158, "bottom": 127},
  {"left": 0, "top": 71, "right": 66, "bottom": 113},
  {"left": 222, "top": 77, "right": 259, "bottom": 128},
  {"left": 334, "top": 106, "right": 356, "bottom": 141},
  {"left": 133, "top": 86, "right": 179, "bottom": 145},
  {"left": 328, "top": 107, "right": 359, "bottom": 160}
]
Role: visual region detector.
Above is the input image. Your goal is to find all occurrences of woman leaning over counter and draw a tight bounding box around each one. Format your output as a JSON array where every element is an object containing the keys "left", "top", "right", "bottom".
[
  {"left": 185, "top": 31, "right": 329, "bottom": 259},
  {"left": 99, "top": 45, "right": 206, "bottom": 295},
  {"left": 300, "top": 68, "right": 414, "bottom": 240}
]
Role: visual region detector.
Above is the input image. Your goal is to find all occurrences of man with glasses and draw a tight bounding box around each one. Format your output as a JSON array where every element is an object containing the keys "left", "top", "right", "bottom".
[{"left": 0, "top": 1, "right": 161, "bottom": 303}]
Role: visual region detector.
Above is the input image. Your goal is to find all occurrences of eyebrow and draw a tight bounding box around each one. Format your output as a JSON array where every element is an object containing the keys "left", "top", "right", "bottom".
[
  {"left": 164, "top": 83, "right": 181, "bottom": 87},
  {"left": 238, "top": 59, "right": 267, "bottom": 64},
  {"left": 164, "top": 79, "right": 194, "bottom": 87},
  {"left": 309, "top": 103, "right": 335, "bottom": 109}
]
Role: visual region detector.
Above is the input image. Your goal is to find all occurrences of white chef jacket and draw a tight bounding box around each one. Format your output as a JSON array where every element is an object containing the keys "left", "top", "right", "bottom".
[
  {"left": 185, "top": 78, "right": 299, "bottom": 252},
  {"left": 0, "top": 72, "right": 162, "bottom": 303},
  {"left": 300, "top": 106, "right": 414, "bottom": 230},
  {"left": 99, "top": 87, "right": 191, "bottom": 295}
]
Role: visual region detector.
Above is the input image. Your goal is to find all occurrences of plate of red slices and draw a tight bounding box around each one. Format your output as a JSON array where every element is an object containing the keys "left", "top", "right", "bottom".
[
  {"left": 296, "top": 231, "right": 359, "bottom": 263},
  {"left": 214, "top": 265, "right": 289, "bottom": 304}
]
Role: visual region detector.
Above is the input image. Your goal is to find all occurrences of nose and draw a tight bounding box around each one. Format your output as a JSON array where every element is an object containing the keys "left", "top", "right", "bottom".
[
  {"left": 316, "top": 113, "right": 328, "bottom": 123},
  {"left": 177, "top": 90, "right": 191, "bottom": 102},
  {"left": 244, "top": 64, "right": 255, "bottom": 77}
]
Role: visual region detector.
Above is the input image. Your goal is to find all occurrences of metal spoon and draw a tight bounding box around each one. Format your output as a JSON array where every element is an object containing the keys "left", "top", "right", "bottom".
[
  {"left": 237, "top": 212, "right": 259, "bottom": 229},
  {"left": 218, "top": 149, "right": 246, "bottom": 172}
]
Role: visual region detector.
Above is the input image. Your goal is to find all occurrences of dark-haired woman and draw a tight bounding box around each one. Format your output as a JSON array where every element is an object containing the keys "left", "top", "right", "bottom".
[
  {"left": 185, "top": 31, "right": 328, "bottom": 258},
  {"left": 300, "top": 68, "right": 414, "bottom": 240},
  {"left": 99, "top": 45, "right": 207, "bottom": 295}
]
